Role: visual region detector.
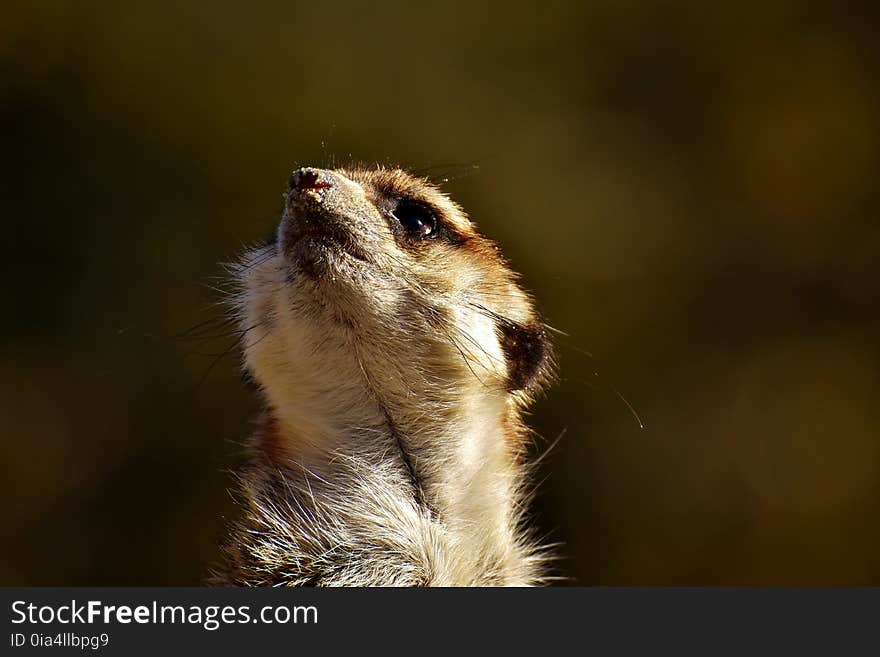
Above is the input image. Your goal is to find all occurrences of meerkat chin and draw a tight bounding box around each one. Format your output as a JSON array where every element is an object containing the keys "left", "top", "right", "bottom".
[{"left": 212, "top": 166, "right": 555, "bottom": 586}]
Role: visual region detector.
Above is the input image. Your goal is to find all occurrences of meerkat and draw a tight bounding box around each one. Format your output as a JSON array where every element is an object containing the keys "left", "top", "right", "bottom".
[{"left": 211, "top": 165, "right": 555, "bottom": 586}]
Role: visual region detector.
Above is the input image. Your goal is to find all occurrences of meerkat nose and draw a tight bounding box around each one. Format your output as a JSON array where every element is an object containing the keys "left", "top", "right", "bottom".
[{"left": 288, "top": 167, "right": 334, "bottom": 193}]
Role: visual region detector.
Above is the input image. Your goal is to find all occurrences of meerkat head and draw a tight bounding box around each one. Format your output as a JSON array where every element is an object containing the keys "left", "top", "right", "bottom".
[{"left": 234, "top": 166, "right": 553, "bottom": 459}]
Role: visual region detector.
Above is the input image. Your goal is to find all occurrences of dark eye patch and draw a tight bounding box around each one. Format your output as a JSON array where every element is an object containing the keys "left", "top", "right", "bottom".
[
  {"left": 391, "top": 200, "right": 437, "bottom": 239},
  {"left": 384, "top": 196, "right": 470, "bottom": 248}
]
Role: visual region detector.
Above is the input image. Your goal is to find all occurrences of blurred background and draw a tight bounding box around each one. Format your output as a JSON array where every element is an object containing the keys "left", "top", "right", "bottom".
[{"left": 2, "top": 0, "right": 879, "bottom": 585}]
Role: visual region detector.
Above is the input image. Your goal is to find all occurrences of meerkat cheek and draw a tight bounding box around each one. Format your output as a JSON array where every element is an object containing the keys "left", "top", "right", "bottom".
[{"left": 451, "top": 307, "right": 507, "bottom": 381}]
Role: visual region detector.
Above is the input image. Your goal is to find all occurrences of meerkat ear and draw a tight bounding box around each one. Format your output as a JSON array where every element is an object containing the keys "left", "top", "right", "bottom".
[{"left": 497, "top": 319, "right": 552, "bottom": 394}]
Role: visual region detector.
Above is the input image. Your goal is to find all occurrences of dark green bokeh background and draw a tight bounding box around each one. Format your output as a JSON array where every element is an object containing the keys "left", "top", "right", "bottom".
[{"left": 3, "top": 1, "right": 879, "bottom": 584}]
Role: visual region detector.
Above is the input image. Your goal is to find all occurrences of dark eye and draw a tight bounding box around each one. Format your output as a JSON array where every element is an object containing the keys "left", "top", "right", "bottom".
[{"left": 393, "top": 200, "right": 437, "bottom": 239}]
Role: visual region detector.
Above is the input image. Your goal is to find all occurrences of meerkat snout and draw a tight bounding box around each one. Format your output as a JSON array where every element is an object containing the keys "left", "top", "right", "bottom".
[
  {"left": 288, "top": 167, "right": 333, "bottom": 192},
  {"left": 278, "top": 167, "right": 376, "bottom": 270}
]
